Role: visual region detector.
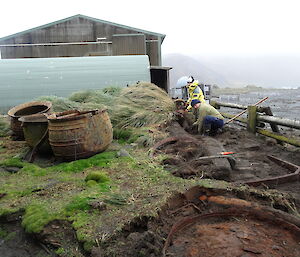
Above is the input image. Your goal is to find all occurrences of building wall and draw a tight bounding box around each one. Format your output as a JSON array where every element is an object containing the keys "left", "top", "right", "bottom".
[
  {"left": 0, "top": 16, "right": 162, "bottom": 65},
  {"left": 0, "top": 55, "right": 151, "bottom": 113}
]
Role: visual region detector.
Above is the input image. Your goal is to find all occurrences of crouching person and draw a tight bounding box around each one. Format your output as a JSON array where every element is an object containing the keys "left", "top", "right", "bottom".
[{"left": 191, "top": 99, "right": 224, "bottom": 136}]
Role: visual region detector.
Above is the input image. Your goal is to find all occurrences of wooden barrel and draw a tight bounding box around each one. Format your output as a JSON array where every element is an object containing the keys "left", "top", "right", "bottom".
[
  {"left": 8, "top": 101, "right": 52, "bottom": 139},
  {"left": 18, "top": 113, "right": 52, "bottom": 154},
  {"left": 47, "top": 109, "right": 113, "bottom": 160}
]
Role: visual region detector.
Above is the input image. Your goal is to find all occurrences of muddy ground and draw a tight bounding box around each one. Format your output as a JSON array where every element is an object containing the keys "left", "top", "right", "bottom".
[
  {"left": 1, "top": 118, "right": 300, "bottom": 256},
  {"left": 92, "top": 121, "right": 300, "bottom": 257},
  {"left": 157, "top": 121, "right": 300, "bottom": 206}
]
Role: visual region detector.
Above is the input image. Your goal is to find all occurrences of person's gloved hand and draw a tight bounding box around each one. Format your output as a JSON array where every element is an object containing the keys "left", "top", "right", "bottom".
[{"left": 186, "top": 105, "right": 192, "bottom": 111}]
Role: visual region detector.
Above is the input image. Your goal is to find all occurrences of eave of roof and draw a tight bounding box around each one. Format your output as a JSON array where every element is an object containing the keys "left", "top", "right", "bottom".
[{"left": 0, "top": 14, "right": 166, "bottom": 43}]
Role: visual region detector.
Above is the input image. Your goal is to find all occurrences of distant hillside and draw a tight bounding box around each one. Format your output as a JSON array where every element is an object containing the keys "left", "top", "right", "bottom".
[
  {"left": 162, "top": 53, "right": 229, "bottom": 88},
  {"left": 163, "top": 54, "right": 300, "bottom": 89},
  {"left": 196, "top": 55, "right": 300, "bottom": 88}
]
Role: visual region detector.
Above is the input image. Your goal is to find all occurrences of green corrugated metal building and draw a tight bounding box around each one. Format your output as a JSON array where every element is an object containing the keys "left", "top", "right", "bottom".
[
  {"left": 0, "top": 55, "right": 151, "bottom": 113},
  {"left": 0, "top": 14, "right": 172, "bottom": 113}
]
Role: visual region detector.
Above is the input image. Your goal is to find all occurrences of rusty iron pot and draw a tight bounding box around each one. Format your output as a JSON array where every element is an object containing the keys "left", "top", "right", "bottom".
[
  {"left": 18, "top": 113, "right": 52, "bottom": 154},
  {"left": 8, "top": 101, "right": 52, "bottom": 139},
  {"left": 47, "top": 109, "right": 113, "bottom": 160}
]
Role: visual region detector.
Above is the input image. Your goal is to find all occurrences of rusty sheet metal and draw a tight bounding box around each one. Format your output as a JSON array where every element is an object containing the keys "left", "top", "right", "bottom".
[
  {"left": 244, "top": 155, "right": 300, "bottom": 187},
  {"left": 8, "top": 101, "right": 52, "bottom": 139},
  {"left": 162, "top": 200, "right": 300, "bottom": 257},
  {"left": 47, "top": 109, "right": 112, "bottom": 160}
]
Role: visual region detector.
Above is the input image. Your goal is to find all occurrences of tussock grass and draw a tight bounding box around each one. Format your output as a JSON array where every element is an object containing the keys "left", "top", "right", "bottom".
[
  {"left": 0, "top": 116, "right": 10, "bottom": 137},
  {"left": 38, "top": 83, "right": 175, "bottom": 129},
  {"left": 110, "top": 82, "right": 175, "bottom": 128}
]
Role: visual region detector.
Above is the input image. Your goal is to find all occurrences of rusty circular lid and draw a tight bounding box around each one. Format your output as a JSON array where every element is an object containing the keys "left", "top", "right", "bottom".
[{"left": 8, "top": 101, "right": 52, "bottom": 118}]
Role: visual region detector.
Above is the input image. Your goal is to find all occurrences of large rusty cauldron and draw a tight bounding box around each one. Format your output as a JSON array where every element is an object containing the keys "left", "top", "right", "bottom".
[
  {"left": 8, "top": 101, "right": 52, "bottom": 139},
  {"left": 47, "top": 109, "right": 113, "bottom": 160},
  {"left": 18, "top": 113, "right": 52, "bottom": 154}
]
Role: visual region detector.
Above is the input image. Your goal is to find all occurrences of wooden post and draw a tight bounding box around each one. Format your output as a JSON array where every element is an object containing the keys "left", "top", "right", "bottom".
[
  {"left": 263, "top": 106, "right": 282, "bottom": 144},
  {"left": 247, "top": 105, "right": 257, "bottom": 133}
]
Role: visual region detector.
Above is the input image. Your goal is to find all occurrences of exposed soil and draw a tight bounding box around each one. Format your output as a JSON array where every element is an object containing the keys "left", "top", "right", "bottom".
[
  {"left": 0, "top": 212, "right": 55, "bottom": 257},
  {"left": 91, "top": 186, "right": 300, "bottom": 257},
  {"left": 153, "top": 121, "right": 300, "bottom": 209}
]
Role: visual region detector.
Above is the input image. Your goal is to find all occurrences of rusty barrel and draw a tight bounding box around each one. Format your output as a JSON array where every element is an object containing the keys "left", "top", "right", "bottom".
[
  {"left": 8, "top": 101, "right": 52, "bottom": 139},
  {"left": 18, "top": 114, "right": 52, "bottom": 154},
  {"left": 47, "top": 109, "right": 113, "bottom": 160}
]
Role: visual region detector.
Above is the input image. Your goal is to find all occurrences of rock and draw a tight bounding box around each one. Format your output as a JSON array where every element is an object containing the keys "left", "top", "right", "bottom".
[
  {"left": 117, "top": 149, "right": 131, "bottom": 158},
  {"left": 242, "top": 143, "right": 260, "bottom": 151},
  {"left": 3, "top": 166, "right": 20, "bottom": 173},
  {"left": 89, "top": 200, "right": 107, "bottom": 211},
  {"left": 91, "top": 247, "right": 103, "bottom": 257}
]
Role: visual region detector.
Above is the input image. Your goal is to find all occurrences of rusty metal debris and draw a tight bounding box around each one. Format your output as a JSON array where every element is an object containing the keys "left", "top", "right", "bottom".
[
  {"left": 8, "top": 101, "right": 52, "bottom": 139},
  {"left": 244, "top": 155, "right": 300, "bottom": 187},
  {"left": 162, "top": 197, "right": 300, "bottom": 257},
  {"left": 47, "top": 109, "right": 113, "bottom": 160}
]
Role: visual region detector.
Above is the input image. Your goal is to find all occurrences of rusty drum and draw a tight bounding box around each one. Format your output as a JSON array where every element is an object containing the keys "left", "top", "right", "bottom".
[
  {"left": 47, "top": 109, "right": 113, "bottom": 160},
  {"left": 18, "top": 114, "right": 52, "bottom": 154},
  {"left": 8, "top": 101, "right": 52, "bottom": 139}
]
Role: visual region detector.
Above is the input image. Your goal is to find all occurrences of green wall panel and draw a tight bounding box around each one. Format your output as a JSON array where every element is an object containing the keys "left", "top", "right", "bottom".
[{"left": 0, "top": 55, "right": 150, "bottom": 113}]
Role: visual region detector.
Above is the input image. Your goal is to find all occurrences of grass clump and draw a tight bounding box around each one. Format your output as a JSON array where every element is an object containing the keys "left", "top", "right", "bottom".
[
  {"left": 113, "top": 128, "right": 144, "bottom": 144},
  {"left": 86, "top": 180, "right": 98, "bottom": 187},
  {"left": 49, "top": 151, "right": 117, "bottom": 173},
  {"left": 37, "top": 95, "right": 106, "bottom": 113},
  {"left": 0, "top": 157, "right": 24, "bottom": 168},
  {"left": 65, "top": 196, "right": 91, "bottom": 214},
  {"left": 85, "top": 171, "right": 110, "bottom": 184},
  {"left": 69, "top": 90, "right": 113, "bottom": 105},
  {"left": 110, "top": 82, "right": 175, "bottom": 128},
  {"left": 22, "top": 204, "right": 55, "bottom": 233},
  {"left": 0, "top": 116, "right": 10, "bottom": 137},
  {"left": 38, "top": 83, "right": 175, "bottom": 130},
  {"left": 102, "top": 86, "right": 122, "bottom": 96}
]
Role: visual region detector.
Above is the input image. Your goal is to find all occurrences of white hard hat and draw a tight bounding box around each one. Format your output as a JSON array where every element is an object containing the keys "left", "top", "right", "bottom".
[
  {"left": 176, "top": 76, "right": 189, "bottom": 88},
  {"left": 187, "top": 76, "right": 194, "bottom": 83}
]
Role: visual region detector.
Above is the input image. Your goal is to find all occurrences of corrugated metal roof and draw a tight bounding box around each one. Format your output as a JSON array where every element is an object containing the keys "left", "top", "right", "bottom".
[
  {"left": 0, "top": 14, "right": 166, "bottom": 43},
  {"left": 0, "top": 55, "right": 151, "bottom": 113}
]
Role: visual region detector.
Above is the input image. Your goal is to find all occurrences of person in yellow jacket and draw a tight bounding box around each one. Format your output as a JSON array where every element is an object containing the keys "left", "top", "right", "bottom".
[
  {"left": 186, "top": 76, "right": 206, "bottom": 111},
  {"left": 191, "top": 99, "right": 224, "bottom": 135}
]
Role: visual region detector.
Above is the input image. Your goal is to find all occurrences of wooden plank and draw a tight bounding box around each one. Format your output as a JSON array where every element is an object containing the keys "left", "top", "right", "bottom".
[{"left": 256, "top": 129, "right": 300, "bottom": 147}]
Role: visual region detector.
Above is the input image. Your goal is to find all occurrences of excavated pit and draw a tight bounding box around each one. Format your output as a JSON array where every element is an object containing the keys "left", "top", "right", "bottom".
[
  {"left": 90, "top": 186, "right": 300, "bottom": 257},
  {"left": 152, "top": 122, "right": 300, "bottom": 203}
]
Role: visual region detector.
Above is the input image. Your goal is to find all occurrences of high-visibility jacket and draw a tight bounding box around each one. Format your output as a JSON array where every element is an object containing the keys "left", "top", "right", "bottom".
[{"left": 186, "top": 80, "right": 206, "bottom": 110}]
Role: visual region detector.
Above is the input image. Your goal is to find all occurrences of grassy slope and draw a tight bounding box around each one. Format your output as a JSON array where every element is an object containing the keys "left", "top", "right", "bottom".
[{"left": 1, "top": 128, "right": 215, "bottom": 252}]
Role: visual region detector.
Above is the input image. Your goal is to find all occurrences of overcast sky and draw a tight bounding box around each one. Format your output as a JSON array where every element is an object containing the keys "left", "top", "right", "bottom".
[{"left": 1, "top": 0, "right": 300, "bottom": 56}]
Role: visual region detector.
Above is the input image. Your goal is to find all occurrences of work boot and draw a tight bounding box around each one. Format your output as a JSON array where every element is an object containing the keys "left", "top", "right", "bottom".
[{"left": 203, "top": 124, "right": 211, "bottom": 136}]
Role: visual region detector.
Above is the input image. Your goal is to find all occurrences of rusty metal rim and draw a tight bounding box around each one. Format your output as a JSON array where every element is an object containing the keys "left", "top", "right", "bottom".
[
  {"left": 243, "top": 155, "right": 300, "bottom": 187},
  {"left": 8, "top": 101, "right": 52, "bottom": 118},
  {"left": 162, "top": 207, "right": 300, "bottom": 257},
  {"left": 47, "top": 109, "right": 107, "bottom": 122}
]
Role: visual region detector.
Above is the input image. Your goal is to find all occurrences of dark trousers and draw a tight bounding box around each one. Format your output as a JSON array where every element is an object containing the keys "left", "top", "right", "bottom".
[{"left": 204, "top": 116, "right": 224, "bottom": 135}]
